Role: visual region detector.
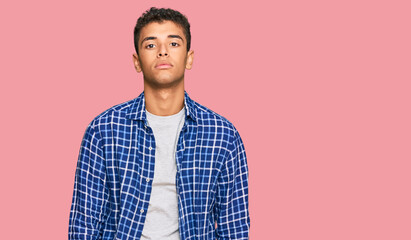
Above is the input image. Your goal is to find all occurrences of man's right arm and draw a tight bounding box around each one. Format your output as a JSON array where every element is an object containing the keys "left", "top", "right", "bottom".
[{"left": 69, "top": 122, "right": 109, "bottom": 240}]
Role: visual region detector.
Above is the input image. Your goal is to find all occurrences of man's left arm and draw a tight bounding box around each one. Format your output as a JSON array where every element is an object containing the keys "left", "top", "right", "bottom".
[{"left": 216, "top": 130, "right": 250, "bottom": 239}]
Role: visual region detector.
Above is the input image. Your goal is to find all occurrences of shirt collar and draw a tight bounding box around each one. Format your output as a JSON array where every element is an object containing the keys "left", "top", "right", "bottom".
[{"left": 126, "top": 91, "right": 197, "bottom": 122}]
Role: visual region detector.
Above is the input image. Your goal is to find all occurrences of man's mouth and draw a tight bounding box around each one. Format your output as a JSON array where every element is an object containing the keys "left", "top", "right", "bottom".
[{"left": 155, "top": 63, "right": 173, "bottom": 69}]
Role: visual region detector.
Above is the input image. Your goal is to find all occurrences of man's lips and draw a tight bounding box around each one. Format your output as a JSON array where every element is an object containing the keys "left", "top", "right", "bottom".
[{"left": 155, "top": 63, "right": 173, "bottom": 69}]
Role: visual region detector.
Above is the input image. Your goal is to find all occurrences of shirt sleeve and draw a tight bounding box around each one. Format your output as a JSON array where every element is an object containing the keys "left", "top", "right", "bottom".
[
  {"left": 69, "top": 122, "right": 109, "bottom": 240},
  {"left": 216, "top": 130, "right": 250, "bottom": 239}
]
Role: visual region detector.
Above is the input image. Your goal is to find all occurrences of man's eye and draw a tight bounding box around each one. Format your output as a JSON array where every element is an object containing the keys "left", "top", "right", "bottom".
[
  {"left": 170, "top": 42, "right": 179, "bottom": 47},
  {"left": 146, "top": 44, "right": 155, "bottom": 49}
]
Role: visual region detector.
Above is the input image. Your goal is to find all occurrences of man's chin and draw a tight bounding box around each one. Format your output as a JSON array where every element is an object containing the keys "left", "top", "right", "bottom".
[{"left": 144, "top": 77, "right": 184, "bottom": 89}]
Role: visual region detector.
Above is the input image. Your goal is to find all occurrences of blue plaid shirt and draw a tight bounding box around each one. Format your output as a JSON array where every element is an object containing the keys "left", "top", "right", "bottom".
[{"left": 69, "top": 92, "right": 250, "bottom": 240}]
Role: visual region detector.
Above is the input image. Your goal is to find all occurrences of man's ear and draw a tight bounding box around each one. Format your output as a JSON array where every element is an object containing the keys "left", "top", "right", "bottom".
[
  {"left": 185, "top": 50, "right": 194, "bottom": 70},
  {"left": 133, "top": 53, "right": 142, "bottom": 72}
]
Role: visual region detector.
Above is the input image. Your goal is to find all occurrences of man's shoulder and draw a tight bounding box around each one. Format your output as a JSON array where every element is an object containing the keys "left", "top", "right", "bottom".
[
  {"left": 191, "top": 100, "right": 244, "bottom": 152},
  {"left": 193, "top": 100, "right": 239, "bottom": 136},
  {"left": 87, "top": 97, "right": 137, "bottom": 127}
]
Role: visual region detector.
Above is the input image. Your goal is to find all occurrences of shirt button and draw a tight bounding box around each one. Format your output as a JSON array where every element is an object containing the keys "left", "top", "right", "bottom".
[
  {"left": 149, "top": 147, "right": 153, "bottom": 150},
  {"left": 146, "top": 178, "right": 150, "bottom": 182},
  {"left": 140, "top": 209, "right": 144, "bottom": 213}
]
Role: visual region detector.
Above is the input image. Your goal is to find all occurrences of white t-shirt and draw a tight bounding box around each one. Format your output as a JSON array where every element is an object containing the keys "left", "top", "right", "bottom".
[{"left": 140, "top": 107, "right": 185, "bottom": 240}]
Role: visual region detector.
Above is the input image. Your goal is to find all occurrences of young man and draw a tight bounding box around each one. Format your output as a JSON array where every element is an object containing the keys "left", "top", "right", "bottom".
[{"left": 69, "top": 7, "right": 250, "bottom": 240}]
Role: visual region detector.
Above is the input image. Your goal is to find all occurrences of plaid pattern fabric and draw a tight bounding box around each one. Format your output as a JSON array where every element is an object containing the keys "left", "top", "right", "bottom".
[{"left": 69, "top": 91, "right": 250, "bottom": 240}]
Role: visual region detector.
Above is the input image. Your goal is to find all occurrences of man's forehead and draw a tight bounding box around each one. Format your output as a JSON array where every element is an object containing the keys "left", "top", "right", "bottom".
[{"left": 139, "top": 20, "right": 185, "bottom": 40}]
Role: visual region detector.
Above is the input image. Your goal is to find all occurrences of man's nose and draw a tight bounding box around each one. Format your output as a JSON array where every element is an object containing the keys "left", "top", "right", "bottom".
[{"left": 157, "top": 44, "right": 168, "bottom": 57}]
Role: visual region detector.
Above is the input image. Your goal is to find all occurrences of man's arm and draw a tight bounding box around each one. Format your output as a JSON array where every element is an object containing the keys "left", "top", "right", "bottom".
[
  {"left": 216, "top": 131, "right": 250, "bottom": 239},
  {"left": 69, "top": 122, "right": 109, "bottom": 240}
]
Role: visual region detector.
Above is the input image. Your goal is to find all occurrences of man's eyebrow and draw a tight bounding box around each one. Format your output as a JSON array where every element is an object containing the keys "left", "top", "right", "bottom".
[
  {"left": 141, "top": 36, "right": 157, "bottom": 46},
  {"left": 168, "top": 35, "right": 184, "bottom": 42}
]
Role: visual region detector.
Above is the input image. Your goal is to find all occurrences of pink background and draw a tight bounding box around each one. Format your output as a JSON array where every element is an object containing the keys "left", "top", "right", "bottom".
[{"left": 1, "top": 0, "right": 410, "bottom": 239}]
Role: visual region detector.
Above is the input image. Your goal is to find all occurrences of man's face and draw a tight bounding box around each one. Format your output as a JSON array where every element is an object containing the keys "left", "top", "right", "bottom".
[{"left": 133, "top": 20, "right": 194, "bottom": 88}]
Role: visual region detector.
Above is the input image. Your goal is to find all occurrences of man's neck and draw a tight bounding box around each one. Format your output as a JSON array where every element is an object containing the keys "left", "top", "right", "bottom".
[{"left": 144, "top": 83, "right": 185, "bottom": 116}]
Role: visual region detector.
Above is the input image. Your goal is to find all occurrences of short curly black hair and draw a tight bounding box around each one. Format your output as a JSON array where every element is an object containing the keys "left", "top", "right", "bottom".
[{"left": 133, "top": 7, "right": 191, "bottom": 55}]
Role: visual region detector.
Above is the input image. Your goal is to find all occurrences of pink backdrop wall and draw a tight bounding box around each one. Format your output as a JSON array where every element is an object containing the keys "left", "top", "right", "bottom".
[{"left": 1, "top": 0, "right": 410, "bottom": 239}]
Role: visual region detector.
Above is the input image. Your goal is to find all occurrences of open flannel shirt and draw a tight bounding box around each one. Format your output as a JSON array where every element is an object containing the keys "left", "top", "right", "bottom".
[{"left": 69, "top": 91, "right": 250, "bottom": 240}]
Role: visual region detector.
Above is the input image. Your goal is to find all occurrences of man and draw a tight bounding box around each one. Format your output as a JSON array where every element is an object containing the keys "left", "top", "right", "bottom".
[{"left": 69, "top": 7, "right": 250, "bottom": 240}]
